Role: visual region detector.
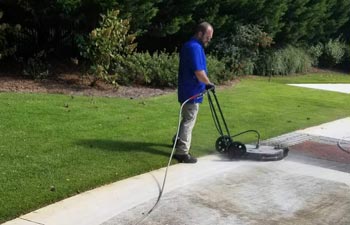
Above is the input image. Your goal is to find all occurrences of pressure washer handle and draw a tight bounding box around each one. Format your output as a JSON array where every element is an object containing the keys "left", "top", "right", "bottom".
[
  {"left": 207, "top": 88, "right": 232, "bottom": 138},
  {"left": 205, "top": 83, "right": 216, "bottom": 93}
]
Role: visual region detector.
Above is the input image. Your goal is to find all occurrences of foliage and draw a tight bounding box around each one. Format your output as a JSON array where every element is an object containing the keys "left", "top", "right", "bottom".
[
  {"left": 1, "top": 0, "right": 350, "bottom": 55},
  {"left": 206, "top": 55, "right": 231, "bottom": 84},
  {"left": 324, "top": 0, "right": 350, "bottom": 42},
  {"left": 275, "top": 0, "right": 350, "bottom": 44},
  {"left": 138, "top": 0, "right": 288, "bottom": 51},
  {"left": 308, "top": 43, "right": 324, "bottom": 66},
  {"left": 77, "top": 9, "right": 137, "bottom": 86},
  {"left": 319, "top": 38, "right": 346, "bottom": 68},
  {"left": 255, "top": 45, "right": 312, "bottom": 76},
  {"left": 338, "top": 12, "right": 350, "bottom": 42},
  {"left": 1, "top": 0, "right": 350, "bottom": 81},
  {"left": 212, "top": 0, "right": 289, "bottom": 38},
  {"left": 0, "top": 0, "right": 76, "bottom": 58},
  {"left": 0, "top": 0, "right": 156, "bottom": 61},
  {"left": 113, "top": 51, "right": 179, "bottom": 87},
  {"left": 22, "top": 50, "right": 50, "bottom": 80},
  {"left": 0, "top": 11, "right": 21, "bottom": 60},
  {"left": 340, "top": 44, "right": 350, "bottom": 71},
  {"left": 210, "top": 24, "right": 273, "bottom": 75},
  {"left": 145, "top": 0, "right": 205, "bottom": 37},
  {"left": 139, "top": 0, "right": 350, "bottom": 49},
  {"left": 115, "top": 0, "right": 161, "bottom": 34},
  {"left": 111, "top": 52, "right": 229, "bottom": 88}
]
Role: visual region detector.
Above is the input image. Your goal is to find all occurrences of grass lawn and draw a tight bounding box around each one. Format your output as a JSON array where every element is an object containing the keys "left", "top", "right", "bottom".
[{"left": 1, "top": 73, "right": 350, "bottom": 222}]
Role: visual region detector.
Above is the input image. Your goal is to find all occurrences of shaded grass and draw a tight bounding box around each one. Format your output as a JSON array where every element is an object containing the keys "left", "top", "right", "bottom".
[{"left": 1, "top": 73, "right": 350, "bottom": 222}]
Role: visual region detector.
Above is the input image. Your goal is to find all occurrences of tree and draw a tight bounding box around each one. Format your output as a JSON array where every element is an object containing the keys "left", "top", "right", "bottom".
[
  {"left": 114, "top": 0, "right": 161, "bottom": 34},
  {"left": 275, "top": 0, "right": 350, "bottom": 45},
  {"left": 324, "top": 0, "right": 350, "bottom": 41},
  {"left": 0, "top": 0, "right": 163, "bottom": 57}
]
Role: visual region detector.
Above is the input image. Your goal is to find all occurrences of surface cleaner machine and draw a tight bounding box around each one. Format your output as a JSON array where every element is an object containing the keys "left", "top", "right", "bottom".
[{"left": 207, "top": 89, "right": 288, "bottom": 161}]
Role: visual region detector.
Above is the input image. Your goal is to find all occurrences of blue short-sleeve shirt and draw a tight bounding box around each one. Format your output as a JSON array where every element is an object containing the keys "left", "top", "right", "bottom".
[{"left": 178, "top": 38, "right": 207, "bottom": 104}]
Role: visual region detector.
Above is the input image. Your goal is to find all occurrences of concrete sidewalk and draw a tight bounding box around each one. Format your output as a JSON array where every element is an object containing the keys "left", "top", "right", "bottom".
[
  {"left": 288, "top": 83, "right": 350, "bottom": 94},
  {"left": 3, "top": 83, "right": 350, "bottom": 225},
  {"left": 3, "top": 118, "right": 350, "bottom": 225}
]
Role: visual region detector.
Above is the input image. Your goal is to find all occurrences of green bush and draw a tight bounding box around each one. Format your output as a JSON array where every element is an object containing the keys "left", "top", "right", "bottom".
[
  {"left": 206, "top": 55, "right": 232, "bottom": 84},
  {"left": 112, "top": 52, "right": 230, "bottom": 88},
  {"left": 210, "top": 24, "right": 273, "bottom": 76},
  {"left": 319, "top": 38, "right": 346, "bottom": 68},
  {"left": 77, "top": 9, "right": 137, "bottom": 86},
  {"left": 113, "top": 51, "right": 179, "bottom": 87},
  {"left": 255, "top": 45, "right": 312, "bottom": 76},
  {"left": 308, "top": 43, "right": 323, "bottom": 66}
]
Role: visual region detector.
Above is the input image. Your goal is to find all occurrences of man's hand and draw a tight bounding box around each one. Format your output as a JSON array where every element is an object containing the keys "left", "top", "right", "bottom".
[{"left": 205, "top": 83, "right": 215, "bottom": 91}]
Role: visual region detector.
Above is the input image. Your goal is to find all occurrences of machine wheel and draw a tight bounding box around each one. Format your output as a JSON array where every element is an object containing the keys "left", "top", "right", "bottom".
[
  {"left": 215, "top": 136, "right": 232, "bottom": 153},
  {"left": 228, "top": 141, "right": 247, "bottom": 159}
]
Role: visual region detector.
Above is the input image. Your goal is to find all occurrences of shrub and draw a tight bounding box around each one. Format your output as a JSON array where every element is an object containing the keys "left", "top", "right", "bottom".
[
  {"left": 319, "top": 38, "right": 346, "bottom": 68},
  {"left": 255, "top": 45, "right": 312, "bottom": 76},
  {"left": 211, "top": 24, "right": 273, "bottom": 75},
  {"left": 77, "top": 9, "right": 137, "bottom": 86},
  {"left": 113, "top": 51, "right": 179, "bottom": 88},
  {"left": 206, "top": 55, "right": 232, "bottom": 84},
  {"left": 308, "top": 43, "right": 323, "bottom": 66},
  {"left": 112, "top": 52, "right": 229, "bottom": 88}
]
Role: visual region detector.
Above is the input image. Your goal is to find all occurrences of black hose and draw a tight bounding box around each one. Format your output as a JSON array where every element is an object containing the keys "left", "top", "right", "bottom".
[
  {"left": 134, "top": 91, "right": 207, "bottom": 225},
  {"left": 337, "top": 137, "right": 350, "bottom": 154}
]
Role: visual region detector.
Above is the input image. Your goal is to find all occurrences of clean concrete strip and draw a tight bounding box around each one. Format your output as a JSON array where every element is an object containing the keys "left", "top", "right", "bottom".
[
  {"left": 296, "top": 117, "right": 350, "bottom": 140},
  {"left": 276, "top": 160, "right": 350, "bottom": 185},
  {"left": 288, "top": 83, "right": 350, "bottom": 94},
  {"left": 262, "top": 117, "right": 350, "bottom": 147}
]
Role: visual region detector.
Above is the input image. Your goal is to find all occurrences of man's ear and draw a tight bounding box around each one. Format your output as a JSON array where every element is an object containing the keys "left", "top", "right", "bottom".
[{"left": 198, "top": 31, "right": 203, "bottom": 38}]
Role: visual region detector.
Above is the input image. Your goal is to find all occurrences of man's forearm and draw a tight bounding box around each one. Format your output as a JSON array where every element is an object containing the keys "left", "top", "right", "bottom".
[{"left": 194, "top": 70, "right": 211, "bottom": 84}]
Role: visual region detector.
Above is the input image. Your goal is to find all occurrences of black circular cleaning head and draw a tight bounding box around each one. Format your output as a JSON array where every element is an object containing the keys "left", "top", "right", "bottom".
[
  {"left": 228, "top": 141, "right": 247, "bottom": 159},
  {"left": 215, "top": 135, "right": 232, "bottom": 153}
]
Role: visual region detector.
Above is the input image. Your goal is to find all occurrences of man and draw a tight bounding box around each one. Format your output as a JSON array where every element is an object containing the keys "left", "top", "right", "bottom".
[{"left": 174, "top": 22, "right": 215, "bottom": 163}]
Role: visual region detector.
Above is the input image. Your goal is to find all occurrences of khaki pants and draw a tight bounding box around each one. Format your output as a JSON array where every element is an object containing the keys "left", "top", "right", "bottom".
[{"left": 175, "top": 103, "right": 199, "bottom": 155}]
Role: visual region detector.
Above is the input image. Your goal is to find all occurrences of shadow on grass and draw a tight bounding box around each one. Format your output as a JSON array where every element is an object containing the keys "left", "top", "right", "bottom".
[{"left": 77, "top": 139, "right": 171, "bottom": 157}]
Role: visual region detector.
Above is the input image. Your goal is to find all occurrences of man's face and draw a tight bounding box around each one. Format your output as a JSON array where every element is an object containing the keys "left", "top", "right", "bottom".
[{"left": 199, "top": 27, "right": 213, "bottom": 47}]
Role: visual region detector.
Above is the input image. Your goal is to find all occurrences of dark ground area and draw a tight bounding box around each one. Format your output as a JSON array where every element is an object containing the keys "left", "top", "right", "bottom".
[
  {"left": 0, "top": 60, "right": 341, "bottom": 99},
  {"left": 0, "top": 61, "right": 174, "bottom": 99}
]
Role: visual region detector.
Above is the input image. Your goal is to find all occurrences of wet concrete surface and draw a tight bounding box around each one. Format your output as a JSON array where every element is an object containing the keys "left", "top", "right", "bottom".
[
  {"left": 103, "top": 159, "right": 350, "bottom": 225},
  {"left": 102, "top": 118, "right": 350, "bottom": 225}
]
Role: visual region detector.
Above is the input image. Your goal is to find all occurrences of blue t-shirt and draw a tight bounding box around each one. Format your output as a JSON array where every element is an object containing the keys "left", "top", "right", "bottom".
[{"left": 178, "top": 38, "right": 207, "bottom": 103}]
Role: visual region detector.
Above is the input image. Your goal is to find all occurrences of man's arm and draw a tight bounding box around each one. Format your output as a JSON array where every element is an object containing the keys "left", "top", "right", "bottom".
[{"left": 194, "top": 70, "right": 211, "bottom": 84}]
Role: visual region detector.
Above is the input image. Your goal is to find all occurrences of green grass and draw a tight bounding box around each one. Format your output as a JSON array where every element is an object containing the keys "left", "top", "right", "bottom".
[{"left": 1, "top": 73, "right": 350, "bottom": 222}]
